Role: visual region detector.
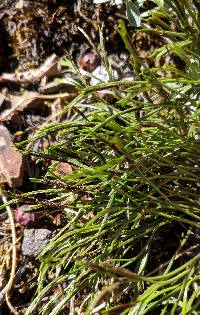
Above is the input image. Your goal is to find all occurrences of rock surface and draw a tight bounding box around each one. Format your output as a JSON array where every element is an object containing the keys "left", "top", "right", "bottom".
[
  {"left": 0, "top": 125, "right": 24, "bottom": 187},
  {"left": 22, "top": 228, "right": 53, "bottom": 257}
]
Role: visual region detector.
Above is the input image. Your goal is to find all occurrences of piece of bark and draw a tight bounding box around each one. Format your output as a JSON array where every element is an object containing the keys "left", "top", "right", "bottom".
[
  {"left": 0, "top": 126, "right": 24, "bottom": 187},
  {"left": 0, "top": 54, "right": 61, "bottom": 84}
]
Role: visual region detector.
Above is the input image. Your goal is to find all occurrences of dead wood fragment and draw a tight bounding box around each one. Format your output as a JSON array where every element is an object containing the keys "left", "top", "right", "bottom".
[
  {"left": 0, "top": 91, "right": 76, "bottom": 123},
  {"left": 9, "top": 92, "right": 43, "bottom": 111},
  {"left": 0, "top": 92, "right": 43, "bottom": 122},
  {"left": 0, "top": 54, "right": 61, "bottom": 84},
  {"left": 0, "top": 126, "right": 24, "bottom": 187},
  {"left": 39, "top": 82, "right": 67, "bottom": 94}
]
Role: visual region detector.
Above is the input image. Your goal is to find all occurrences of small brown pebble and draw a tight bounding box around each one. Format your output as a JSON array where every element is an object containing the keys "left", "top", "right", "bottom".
[
  {"left": 79, "top": 52, "right": 100, "bottom": 72},
  {"left": 53, "top": 162, "right": 72, "bottom": 176},
  {"left": 0, "top": 125, "right": 24, "bottom": 187}
]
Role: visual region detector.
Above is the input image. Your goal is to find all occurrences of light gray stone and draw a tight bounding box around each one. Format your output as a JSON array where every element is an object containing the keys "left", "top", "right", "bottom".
[{"left": 22, "top": 228, "right": 53, "bottom": 257}]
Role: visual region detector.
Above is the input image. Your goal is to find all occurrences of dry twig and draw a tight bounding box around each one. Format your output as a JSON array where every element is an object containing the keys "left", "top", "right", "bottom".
[
  {"left": 0, "top": 54, "right": 60, "bottom": 84},
  {"left": 0, "top": 189, "right": 19, "bottom": 315}
]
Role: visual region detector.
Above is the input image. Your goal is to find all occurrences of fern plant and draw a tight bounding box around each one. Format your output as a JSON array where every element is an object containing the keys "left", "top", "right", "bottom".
[{"left": 16, "top": 0, "right": 200, "bottom": 314}]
